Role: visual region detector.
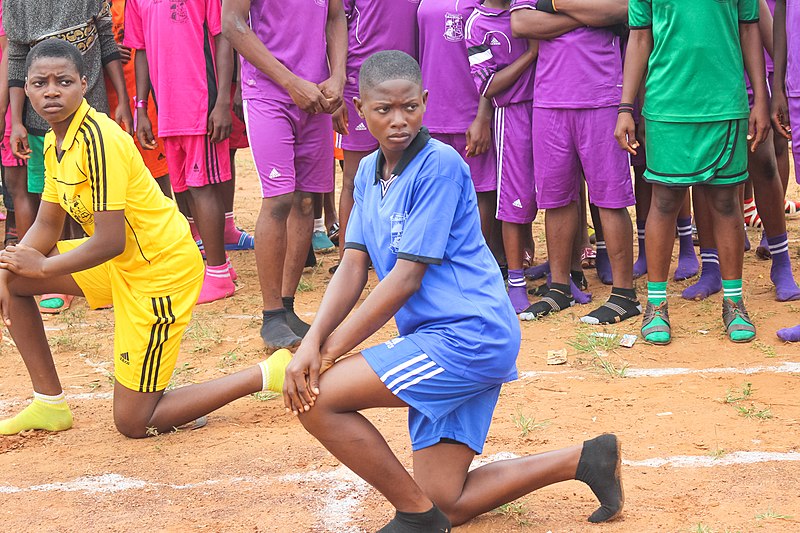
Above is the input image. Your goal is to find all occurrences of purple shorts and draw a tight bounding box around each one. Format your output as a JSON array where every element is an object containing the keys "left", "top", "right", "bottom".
[
  {"left": 431, "top": 133, "right": 496, "bottom": 193},
  {"left": 243, "top": 98, "right": 334, "bottom": 198},
  {"left": 341, "top": 90, "right": 378, "bottom": 152},
  {"left": 533, "top": 107, "right": 634, "bottom": 209},
  {"left": 790, "top": 97, "right": 800, "bottom": 185},
  {"left": 494, "top": 102, "right": 536, "bottom": 224}
]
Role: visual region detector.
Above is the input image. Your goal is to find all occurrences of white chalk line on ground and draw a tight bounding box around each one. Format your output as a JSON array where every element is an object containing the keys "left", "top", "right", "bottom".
[
  {"left": 519, "top": 361, "right": 800, "bottom": 380},
  {"left": 1, "top": 451, "right": 799, "bottom": 533}
]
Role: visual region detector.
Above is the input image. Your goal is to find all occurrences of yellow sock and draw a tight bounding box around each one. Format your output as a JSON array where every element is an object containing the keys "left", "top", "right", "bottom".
[
  {"left": 0, "top": 393, "right": 73, "bottom": 435},
  {"left": 259, "top": 349, "right": 293, "bottom": 393}
]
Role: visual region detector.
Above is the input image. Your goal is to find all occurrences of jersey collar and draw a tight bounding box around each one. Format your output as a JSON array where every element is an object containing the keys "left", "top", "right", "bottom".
[
  {"left": 374, "top": 126, "right": 431, "bottom": 196},
  {"left": 46, "top": 99, "right": 92, "bottom": 153}
]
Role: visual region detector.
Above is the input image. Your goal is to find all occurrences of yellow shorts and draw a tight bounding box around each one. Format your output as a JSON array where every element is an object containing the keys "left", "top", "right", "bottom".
[{"left": 58, "top": 239, "right": 202, "bottom": 393}]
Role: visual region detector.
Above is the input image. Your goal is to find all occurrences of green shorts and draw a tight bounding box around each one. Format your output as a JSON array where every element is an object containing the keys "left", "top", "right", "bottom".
[
  {"left": 27, "top": 134, "right": 46, "bottom": 194},
  {"left": 643, "top": 119, "right": 749, "bottom": 187}
]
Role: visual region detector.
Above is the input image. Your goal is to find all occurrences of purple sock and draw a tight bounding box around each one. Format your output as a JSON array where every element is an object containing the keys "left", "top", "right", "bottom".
[
  {"left": 595, "top": 241, "right": 613, "bottom": 285},
  {"left": 674, "top": 217, "right": 699, "bottom": 280},
  {"left": 507, "top": 269, "right": 530, "bottom": 313},
  {"left": 756, "top": 231, "right": 770, "bottom": 259},
  {"left": 743, "top": 223, "right": 751, "bottom": 252},
  {"left": 682, "top": 248, "right": 722, "bottom": 300},
  {"left": 544, "top": 273, "right": 592, "bottom": 304},
  {"left": 767, "top": 233, "right": 800, "bottom": 301},
  {"left": 524, "top": 261, "right": 550, "bottom": 280},
  {"left": 633, "top": 220, "right": 647, "bottom": 279},
  {"left": 777, "top": 324, "right": 800, "bottom": 342}
]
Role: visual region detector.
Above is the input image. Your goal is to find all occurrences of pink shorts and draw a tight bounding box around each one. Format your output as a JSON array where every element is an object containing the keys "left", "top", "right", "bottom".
[
  {"left": 533, "top": 107, "right": 634, "bottom": 210},
  {"left": 243, "top": 98, "right": 334, "bottom": 198},
  {"left": 431, "top": 132, "right": 497, "bottom": 193},
  {"left": 341, "top": 91, "right": 378, "bottom": 152},
  {"left": 163, "top": 135, "right": 232, "bottom": 194},
  {"left": 1, "top": 137, "right": 25, "bottom": 168}
]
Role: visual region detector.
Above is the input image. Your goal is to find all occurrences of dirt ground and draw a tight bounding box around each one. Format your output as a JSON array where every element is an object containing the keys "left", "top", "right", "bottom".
[{"left": 1, "top": 150, "right": 799, "bottom": 533}]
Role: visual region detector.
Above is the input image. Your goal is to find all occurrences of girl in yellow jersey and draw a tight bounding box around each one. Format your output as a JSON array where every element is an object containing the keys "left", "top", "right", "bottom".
[{"left": 0, "top": 40, "right": 289, "bottom": 438}]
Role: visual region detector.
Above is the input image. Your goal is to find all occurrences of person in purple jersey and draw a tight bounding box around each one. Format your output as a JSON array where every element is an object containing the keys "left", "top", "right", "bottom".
[
  {"left": 418, "top": 0, "right": 500, "bottom": 259},
  {"left": 772, "top": 0, "right": 800, "bottom": 342},
  {"left": 335, "top": 0, "right": 420, "bottom": 271},
  {"left": 464, "top": 1, "right": 537, "bottom": 313},
  {"left": 222, "top": 0, "right": 347, "bottom": 351},
  {"left": 511, "top": 0, "right": 640, "bottom": 326}
]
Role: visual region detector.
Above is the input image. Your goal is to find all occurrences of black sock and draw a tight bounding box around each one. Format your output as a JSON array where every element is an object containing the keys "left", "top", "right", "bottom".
[
  {"left": 377, "top": 505, "right": 452, "bottom": 533},
  {"left": 581, "top": 288, "right": 641, "bottom": 325},
  {"left": 305, "top": 245, "right": 317, "bottom": 268},
  {"left": 575, "top": 434, "right": 624, "bottom": 523},
  {"left": 281, "top": 296, "right": 311, "bottom": 337},
  {"left": 261, "top": 309, "right": 301, "bottom": 351},
  {"left": 519, "top": 282, "right": 574, "bottom": 321}
]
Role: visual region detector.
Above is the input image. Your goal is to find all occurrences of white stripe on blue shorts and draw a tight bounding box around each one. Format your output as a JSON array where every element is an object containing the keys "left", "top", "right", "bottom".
[{"left": 380, "top": 353, "right": 446, "bottom": 395}]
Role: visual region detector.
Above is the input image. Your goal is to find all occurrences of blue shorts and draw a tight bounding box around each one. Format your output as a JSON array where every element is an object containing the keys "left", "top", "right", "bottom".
[{"left": 362, "top": 336, "right": 502, "bottom": 454}]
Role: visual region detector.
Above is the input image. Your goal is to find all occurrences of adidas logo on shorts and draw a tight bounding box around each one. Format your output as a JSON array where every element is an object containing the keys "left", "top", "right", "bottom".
[
  {"left": 269, "top": 168, "right": 281, "bottom": 179},
  {"left": 513, "top": 199, "right": 523, "bottom": 208},
  {"left": 119, "top": 352, "right": 130, "bottom": 364},
  {"left": 355, "top": 123, "right": 367, "bottom": 131},
  {"left": 490, "top": 37, "right": 501, "bottom": 46}
]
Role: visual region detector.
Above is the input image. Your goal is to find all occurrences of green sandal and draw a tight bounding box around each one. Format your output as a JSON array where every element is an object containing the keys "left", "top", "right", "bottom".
[
  {"left": 722, "top": 298, "right": 756, "bottom": 343},
  {"left": 641, "top": 301, "right": 671, "bottom": 345}
]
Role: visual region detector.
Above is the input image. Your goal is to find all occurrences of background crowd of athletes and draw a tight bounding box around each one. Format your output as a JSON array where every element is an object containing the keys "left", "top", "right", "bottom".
[{"left": 0, "top": 0, "right": 799, "bottom": 346}]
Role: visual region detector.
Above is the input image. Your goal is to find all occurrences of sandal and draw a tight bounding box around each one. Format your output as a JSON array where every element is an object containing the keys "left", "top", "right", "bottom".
[
  {"left": 328, "top": 222, "right": 340, "bottom": 246},
  {"left": 722, "top": 298, "right": 756, "bottom": 343},
  {"left": 39, "top": 294, "right": 75, "bottom": 315},
  {"left": 641, "top": 301, "right": 671, "bottom": 345},
  {"left": 581, "top": 247, "right": 596, "bottom": 269},
  {"left": 785, "top": 199, "right": 800, "bottom": 217}
]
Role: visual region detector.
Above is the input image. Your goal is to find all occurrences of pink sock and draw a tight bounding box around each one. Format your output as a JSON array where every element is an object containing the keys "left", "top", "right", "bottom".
[
  {"left": 197, "top": 264, "right": 235, "bottom": 304},
  {"left": 226, "top": 257, "right": 237, "bottom": 282},
  {"left": 224, "top": 212, "right": 240, "bottom": 243}
]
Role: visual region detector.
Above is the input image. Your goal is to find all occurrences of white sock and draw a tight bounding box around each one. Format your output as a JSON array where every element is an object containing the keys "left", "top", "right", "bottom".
[
  {"left": 314, "top": 217, "right": 325, "bottom": 233},
  {"left": 34, "top": 391, "right": 66, "bottom": 405}
]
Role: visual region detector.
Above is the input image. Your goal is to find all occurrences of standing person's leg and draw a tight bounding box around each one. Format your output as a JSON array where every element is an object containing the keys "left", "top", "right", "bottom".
[
  {"left": 223, "top": 93, "right": 256, "bottom": 251},
  {"left": 682, "top": 187, "right": 723, "bottom": 300},
  {"left": 323, "top": 190, "right": 339, "bottom": 243},
  {"left": 705, "top": 185, "right": 755, "bottom": 342},
  {"left": 182, "top": 137, "right": 236, "bottom": 304},
  {"left": 337, "top": 149, "right": 372, "bottom": 259},
  {"left": 633, "top": 165, "right": 650, "bottom": 278},
  {"left": 579, "top": 107, "right": 639, "bottom": 325},
  {"left": 283, "top": 109, "right": 334, "bottom": 338},
  {"left": 776, "top": 96, "right": 800, "bottom": 341},
  {"left": 3, "top": 165, "right": 37, "bottom": 238},
  {"left": 521, "top": 108, "right": 581, "bottom": 319},
  {"left": 494, "top": 104, "right": 537, "bottom": 313},
  {"left": 311, "top": 193, "right": 335, "bottom": 252},
  {"left": 589, "top": 202, "right": 612, "bottom": 285},
  {"left": 674, "top": 193, "right": 700, "bottom": 280},
  {"left": 642, "top": 185, "right": 686, "bottom": 344},
  {"left": 748, "top": 131, "right": 800, "bottom": 300},
  {"left": 243, "top": 99, "right": 305, "bottom": 349}
]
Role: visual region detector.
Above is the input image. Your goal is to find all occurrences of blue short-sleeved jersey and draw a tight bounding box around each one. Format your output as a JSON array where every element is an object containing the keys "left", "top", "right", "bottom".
[{"left": 345, "top": 129, "right": 520, "bottom": 384}]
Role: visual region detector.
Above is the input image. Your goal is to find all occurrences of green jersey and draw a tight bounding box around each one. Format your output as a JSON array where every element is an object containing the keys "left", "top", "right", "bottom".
[{"left": 629, "top": 0, "right": 759, "bottom": 123}]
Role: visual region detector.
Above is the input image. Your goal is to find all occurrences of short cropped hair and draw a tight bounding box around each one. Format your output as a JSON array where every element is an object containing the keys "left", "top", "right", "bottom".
[
  {"left": 25, "top": 39, "right": 86, "bottom": 78},
  {"left": 359, "top": 50, "right": 422, "bottom": 96}
]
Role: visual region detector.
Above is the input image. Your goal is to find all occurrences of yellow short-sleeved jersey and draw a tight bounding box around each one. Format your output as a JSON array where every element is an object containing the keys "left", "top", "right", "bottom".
[{"left": 42, "top": 100, "right": 203, "bottom": 295}]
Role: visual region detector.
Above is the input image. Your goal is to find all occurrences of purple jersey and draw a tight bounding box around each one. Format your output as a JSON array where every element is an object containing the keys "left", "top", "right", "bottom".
[
  {"left": 766, "top": 0, "right": 776, "bottom": 73},
  {"left": 344, "top": 0, "right": 419, "bottom": 96},
  {"left": 788, "top": 0, "right": 800, "bottom": 97},
  {"left": 510, "top": 3, "right": 622, "bottom": 109},
  {"left": 241, "top": 0, "right": 330, "bottom": 103},
  {"left": 464, "top": 5, "right": 534, "bottom": 108},
  {"left": 418, "top": 0, "right": 483, "bottom": 134}
]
